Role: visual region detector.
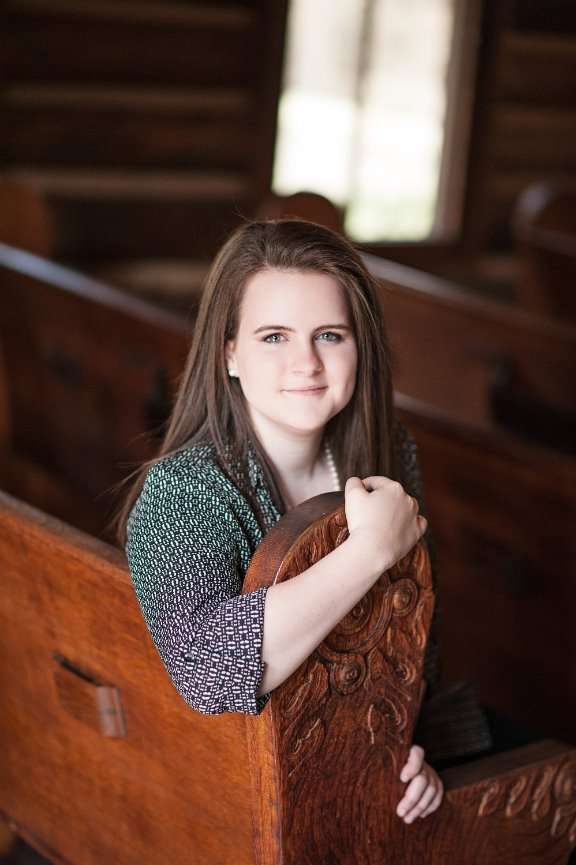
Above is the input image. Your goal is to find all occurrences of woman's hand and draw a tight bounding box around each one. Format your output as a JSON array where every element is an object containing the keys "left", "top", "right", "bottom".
[
  {"left": 396, "top": 745, "right": 444, "bottom": 823},
  {"left": 344, "top": 476, "right": 427, "bottom": 572}
]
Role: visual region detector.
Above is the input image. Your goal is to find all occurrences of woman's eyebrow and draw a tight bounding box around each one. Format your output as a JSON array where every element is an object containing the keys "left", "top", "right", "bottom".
[{"left": 253, "top": 323, "right": 351, "bottom": 334}]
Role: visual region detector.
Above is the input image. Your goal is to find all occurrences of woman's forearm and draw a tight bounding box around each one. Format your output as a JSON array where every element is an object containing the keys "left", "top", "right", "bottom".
[{"left": 257, "top": 535, "right": 390, "bottom": 696}]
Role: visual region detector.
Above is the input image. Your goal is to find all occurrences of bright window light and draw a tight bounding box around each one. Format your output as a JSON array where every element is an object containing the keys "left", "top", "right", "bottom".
[{"left": 272, "top": 0, "right": 457, "bottom": 241}]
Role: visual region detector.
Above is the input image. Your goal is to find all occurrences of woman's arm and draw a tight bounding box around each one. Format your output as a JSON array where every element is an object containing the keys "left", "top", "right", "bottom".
[
  {"left": 258, "top": 473, "right": 426, "bottom": 696},
  {"left": 126, "top": 460, "right": 424, "bottom": 718},
  {"left": 257, "top": 529, "right": 388, "bottom": 695},
  {"left": 126, "top": 463, "right": 273, "bottom": 716}
]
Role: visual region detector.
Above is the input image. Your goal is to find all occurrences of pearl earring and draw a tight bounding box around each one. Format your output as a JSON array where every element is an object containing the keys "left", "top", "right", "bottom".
[{"left": 227, "top": 367, "right": 238, "bottom": 378}]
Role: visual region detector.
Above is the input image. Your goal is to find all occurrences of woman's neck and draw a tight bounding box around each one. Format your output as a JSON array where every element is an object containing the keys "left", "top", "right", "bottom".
[
  {"left": 248, "top": 413, "right": 332, "bottom": 507},
  {"left": 256, "top": 426, "right": 325, "bottom": 483}
]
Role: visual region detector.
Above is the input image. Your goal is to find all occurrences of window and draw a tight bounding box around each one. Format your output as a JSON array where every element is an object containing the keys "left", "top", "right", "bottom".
[{"left": 272, "top": 0, "right": 479, "bottom": 242}]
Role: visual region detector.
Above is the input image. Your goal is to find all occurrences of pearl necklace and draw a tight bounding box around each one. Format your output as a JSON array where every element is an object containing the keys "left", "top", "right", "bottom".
[{"left": 324, "top": 440, "right": 341, "bottom": 492}]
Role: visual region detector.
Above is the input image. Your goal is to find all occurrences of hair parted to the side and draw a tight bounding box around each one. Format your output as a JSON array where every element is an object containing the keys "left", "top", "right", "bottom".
[{"left": 112, "top": 217, "right": 397, "bottom": 547}]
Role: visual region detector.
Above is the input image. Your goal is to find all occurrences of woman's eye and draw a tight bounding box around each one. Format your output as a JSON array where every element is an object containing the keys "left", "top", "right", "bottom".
[
  {"left": 262, "top": 331, "right": 343, "bottom": 343},
  {"left": 316, "top": 331, "right": 342, "bottom": 342}
]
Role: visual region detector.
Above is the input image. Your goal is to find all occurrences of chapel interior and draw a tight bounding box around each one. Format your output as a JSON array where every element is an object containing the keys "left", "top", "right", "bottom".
[{"left": 1, "top": 1, "right": 576, "bottom": 863}]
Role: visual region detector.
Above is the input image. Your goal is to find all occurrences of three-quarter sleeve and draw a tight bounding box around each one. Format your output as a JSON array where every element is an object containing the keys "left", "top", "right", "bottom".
[{"left": 125, "top": 460, "right": 271, "bottom": 716}]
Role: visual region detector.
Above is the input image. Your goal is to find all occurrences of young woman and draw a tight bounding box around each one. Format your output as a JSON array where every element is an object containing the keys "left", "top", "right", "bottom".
[{"left": 116, "top": 218, "right": 491, "bottom": 825}]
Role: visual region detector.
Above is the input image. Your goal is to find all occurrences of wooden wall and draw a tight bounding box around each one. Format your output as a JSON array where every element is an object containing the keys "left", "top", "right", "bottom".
[
  {"left": 462, "top": 0, "right": 576, "bottom": 253},
  {"left": 0, "top": 0, "right": 288, "bottom": 264}
]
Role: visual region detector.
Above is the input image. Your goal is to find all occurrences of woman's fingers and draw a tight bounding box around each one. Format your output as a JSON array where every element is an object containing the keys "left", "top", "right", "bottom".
[
  {"left": 344, "top": 476, "right": 364, "bottom": 491},
  {"left": 400, "top": 745, "right": 425, "bottom": 782},
  {"left": 359, "top": 475, "right": 386, "bottom": 490},
  {"left": 397, "top": 751, "right": 444, "bottom": 823},
  {"left": 419, "top": 785, "right": 444, "bottom": 819},
  {"left": 396, "top": 773, "right": 427, "bottom": 820},
  {"left": 402, "top": 782, "right": 437, "bottom": 823}
]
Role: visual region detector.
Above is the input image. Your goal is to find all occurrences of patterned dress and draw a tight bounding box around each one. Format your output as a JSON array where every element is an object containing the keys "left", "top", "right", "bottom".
[{"left": 125, "top": 420, "right": 492, "bottom": 765}]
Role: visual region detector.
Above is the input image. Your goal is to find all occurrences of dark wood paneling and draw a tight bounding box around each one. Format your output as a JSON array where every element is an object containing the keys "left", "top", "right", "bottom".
[
  {"left": 50, "top": 195, "right": 252, "bottom": 258},
  {"left": 3, "top": 9, "right": 257, "bottom": 86},
  {"left": 511, "top": 0, "right": 576, "bottom": 35},
  {"left": 0, "top": 1, "right": 288, "bottom": 259},
  {"left": 1, "top": 104, "right": 255, "bottom": 169},
  {"left": 493, "top": 33, "right": 576, "bottom": 104},
  {"left": 490, "top": 108, "right": 576, "bottom": 172},
  {"left": 461, "top": 1, "right": 576, "bottom": 253}
]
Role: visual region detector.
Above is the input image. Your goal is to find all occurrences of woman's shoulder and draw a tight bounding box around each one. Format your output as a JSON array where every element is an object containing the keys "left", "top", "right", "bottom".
[
  {"left": 127, "top": 441, "right": 241, "bottom": 540},
  {"left": 144, "top": 441, "right": 221, "bottom": 492}
]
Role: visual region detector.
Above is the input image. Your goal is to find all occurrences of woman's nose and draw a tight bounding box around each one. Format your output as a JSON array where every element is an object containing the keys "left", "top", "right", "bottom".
[{"left": 290, "top": 341, "right": 324, "bottom": 374}]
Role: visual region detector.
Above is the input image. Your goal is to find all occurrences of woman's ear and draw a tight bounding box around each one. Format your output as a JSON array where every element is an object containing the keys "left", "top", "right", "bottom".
[
  {"left": 225, "top": 339, "right": 235, "bottom": 366},
  {"left": 225, "top": 340, "right": 238, "bottom": 377}
]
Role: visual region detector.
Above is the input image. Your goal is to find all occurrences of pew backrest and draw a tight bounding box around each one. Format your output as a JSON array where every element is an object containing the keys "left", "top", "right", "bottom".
[
  {"left": 0, "top": 490, "right": 254, "bottom": 865},
  {"left": 364, "top": 252, "right": 576, "bottom": 453},
  {"left": 395, "top": 392, "right": 576, "bottom": 744},
  {"left": 0, "top": 243, "right": 191, "bottom": 536}
]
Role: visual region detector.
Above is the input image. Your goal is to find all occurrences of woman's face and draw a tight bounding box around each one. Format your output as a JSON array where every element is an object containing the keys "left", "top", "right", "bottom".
[{"left": 226, "top": 268, "right": 358, "bottom": 437}]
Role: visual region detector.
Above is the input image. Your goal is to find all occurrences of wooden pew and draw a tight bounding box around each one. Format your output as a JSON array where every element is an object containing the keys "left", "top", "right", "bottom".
[
  {"left": 1, "top": 489, "right": 575, "bottom": 864},
  {"left": 0, "top": 490, "right": 254, "bottom": 865},
  {"left": 395, "top": 392, "right": 576, "bottom": 746},
  {"left": 0, "top": 242, "right": 191, "bottom": 541},
  {"left": 365, "top": 251, "right": 576, "bottom": 455},
  {"left": 514, "top": 181, "right": 576, "bottom": 323}
]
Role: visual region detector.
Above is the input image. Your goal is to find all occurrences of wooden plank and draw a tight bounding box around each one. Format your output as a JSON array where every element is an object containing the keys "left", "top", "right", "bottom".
[
  {"left": 364, "top": 252, "right": 576, "bottom": 437},
  {"left": 3, "top": 84, "right": 252, "bottom": 112},
  {"left": 5, "top": 0, "right": 255, "bottom": 28},
  {"left": 53, "top": 198, "right": 248, "bottom": 258},
  {"left": 2, "top": 8, "right": 257, "bottom": 85},
  {"left": 494, "top": 32, "right": 576, "bottom": 103},
  {"left": 4, "top": 169, "right": 249, "bottom": 200},
  {"left": 1, "top": 107, "right": 255, "bottom": 169},
  {"left": 489, "top": 106, "right": 576, "bottom": 171}
]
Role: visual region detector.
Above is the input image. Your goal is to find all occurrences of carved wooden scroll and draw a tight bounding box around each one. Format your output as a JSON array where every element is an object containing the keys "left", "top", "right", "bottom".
[
  {"left": 243, "top": 493, "right": 434, "bottom": 865},
  {"left": 243, "top": 493, "right": 576, "bottom": 865}
]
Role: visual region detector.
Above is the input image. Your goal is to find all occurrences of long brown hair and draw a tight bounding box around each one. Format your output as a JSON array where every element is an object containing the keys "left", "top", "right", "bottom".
[{"left": 113, "top": 218, "right": 396, "bottom": 546}]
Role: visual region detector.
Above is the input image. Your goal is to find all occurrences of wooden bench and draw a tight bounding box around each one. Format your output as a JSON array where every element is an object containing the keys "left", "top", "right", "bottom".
[
  {"left": 0, "top": 242, "right": 191, "bottom": 540},
  {"left": 396, "top": 392, "right": 576, "bottom": 746},
  {"left": 0, "top": 489, "right": 575, "bottom": 864},
  {"left": 365, "top": 252, "right": 576, "bottom": 454}
]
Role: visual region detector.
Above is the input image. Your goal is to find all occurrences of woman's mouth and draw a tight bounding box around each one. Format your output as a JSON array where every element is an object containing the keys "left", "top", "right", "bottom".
[{"left": 284, "top": 386, "right": 327, "bottom": 395}]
